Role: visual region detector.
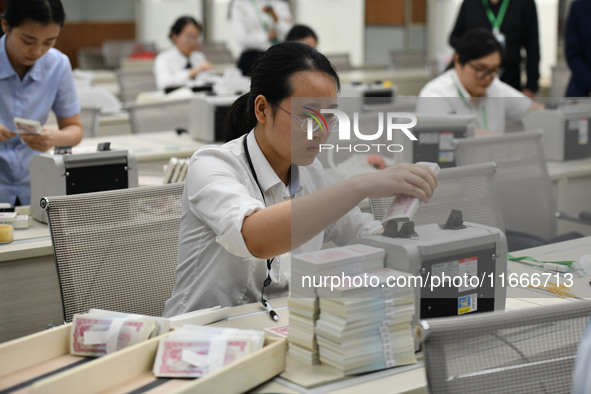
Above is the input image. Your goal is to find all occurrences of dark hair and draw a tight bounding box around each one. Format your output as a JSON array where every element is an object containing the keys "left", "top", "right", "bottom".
[
  {"left": 286, "top": 24, "right": 318, "bottom": 44},
  {"left": 446, "top": 28, "right": 504, "bottom": 70},
  {"left": 169, "top": 16, "right": 202, "bottom": 40},
  {"left": 225, "top": 42, "right": 340, "bottom": 142},
  {"left": 1, "top": 0, "right": 65, "bottom": 30}
]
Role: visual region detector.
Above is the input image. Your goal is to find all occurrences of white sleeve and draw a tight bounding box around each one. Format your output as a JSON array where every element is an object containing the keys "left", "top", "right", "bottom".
[
  {"left": 416, "top": 75, "right": 457, "bottom": 115},
  {"left": 497, "top": 81, "right": 532, "bottom": 122},
  {"left": 185, "top": 148, "right": 264, "bottom": 260},
  {"left": 271, "top": 0, "right": 293, "bottom": 41},
  {"left": 231, "top": 0, "right": 270, "bottom": 51},
  {"left": 153, "top": 51, "right": 191, "bottom": 90},
  {"left": 313, "top": 170, "right": 382, "bottom": 245}
]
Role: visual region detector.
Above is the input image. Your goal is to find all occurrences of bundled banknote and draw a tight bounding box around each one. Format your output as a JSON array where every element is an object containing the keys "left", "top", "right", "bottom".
[
  {"left": 152, "top": 325, "right": 265, "bottom": 378},
  {"left": 70, "top": 310, "right": 166, "bottom": 357}
]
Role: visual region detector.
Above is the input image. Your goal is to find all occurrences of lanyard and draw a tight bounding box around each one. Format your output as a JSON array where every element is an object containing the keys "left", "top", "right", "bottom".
[
  {"left": 243, "top": 134, "right": 267, "bottom": 206},
  {"left": 481, "top": 0, "right": 510, "bottom": 31},
  {"left": 452, "top": 74, "right": 489, "bottom": 130},
  {"left": 243, "top": 134, "right": 277, "bottom": 307},
  {"left": 251, "top": 0, "right": 270, "bottom": 33}
]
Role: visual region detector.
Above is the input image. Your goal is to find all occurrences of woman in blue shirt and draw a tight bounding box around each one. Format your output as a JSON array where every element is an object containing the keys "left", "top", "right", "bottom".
[{"left": 0, "top": 0, "right": 82, "bottom": 206}]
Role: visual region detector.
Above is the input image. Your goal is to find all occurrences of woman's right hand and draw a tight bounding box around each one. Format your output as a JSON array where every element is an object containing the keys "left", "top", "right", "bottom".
[
  {"left": 352, "top": 162, "right": 438, "bottom": 203},
  {"left": 0, "top": 124, "right": 16, "bottom": 142}
]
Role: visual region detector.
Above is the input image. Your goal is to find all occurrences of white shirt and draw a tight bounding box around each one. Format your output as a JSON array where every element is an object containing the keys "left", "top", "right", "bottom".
[
  {"left": 230, "top": 0, "right": 293, "bottom": 52},
  {"left": 416, "top": 69, "right": 532, "bottom": 134},
  {"left": 153, "top": 46, "right": 208, "bottom": 90},
  {"left": 163, "top": 132, "right": 381, "bottom": 316}
]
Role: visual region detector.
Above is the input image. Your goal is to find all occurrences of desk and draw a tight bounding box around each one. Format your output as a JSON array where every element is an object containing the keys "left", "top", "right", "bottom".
[
  {"left": 0, "top": 220, "right": 62, "bottom": 343},
  {"left": 97, "top": 112, "right": 131, "bottom": 136},
  {"left": 79, "top": 130, "right": 207, "bottom": 178},
  {"left": 209, "top": 292, "right": 570, "bottom": 393},
  {"left": 508, "top": 235, "right": 591, "bottom": 299},
  {"left": 339, "top": 68, "right": 430, "bottom": 96},
  {"left": 547, "top": 159, "right": 591, "bottom": 236}
]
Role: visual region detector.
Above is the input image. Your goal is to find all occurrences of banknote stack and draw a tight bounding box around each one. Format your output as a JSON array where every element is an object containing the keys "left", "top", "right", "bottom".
[
  {"left": 152, "top": 325, "right": 265, "bottom": 378},
  {"left": 288, "top": 244, "right": 386, "bottom": 365},
  {"left": 70, "top": 309, "right": 169, "bottom": 357},
  {"left": 315, "top": 268, "right": 417, "bottom": 374}
]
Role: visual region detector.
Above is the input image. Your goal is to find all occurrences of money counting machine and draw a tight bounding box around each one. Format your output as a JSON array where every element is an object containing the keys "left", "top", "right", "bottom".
[
  {"left": 357, "top": 210, "right": 507, "bottom": 320},
  {"left": 29, "top": 145, "right": 138, "bottom": 223},
  {"left": 522, "top": 103, "right": 591, "bottom": 161}
]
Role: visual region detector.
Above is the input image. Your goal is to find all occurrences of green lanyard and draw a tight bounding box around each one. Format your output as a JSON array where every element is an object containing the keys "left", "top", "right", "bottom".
[
  {"left": 481, "top": 0, "right": 510, "bottom": 31},
  {"left": 507, "top": 254, "right": 575, "bottom": 268},
  {"left": 251, "top": 0, "right": 270, "bottom": 32},
  {"left": 453, "top": 74, "right": 489, "bottom": 130}
]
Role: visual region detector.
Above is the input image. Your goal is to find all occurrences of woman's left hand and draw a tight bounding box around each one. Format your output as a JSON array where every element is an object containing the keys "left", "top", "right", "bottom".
[{"left": 19, "top": 128, "right": 56, "bottom": 152}]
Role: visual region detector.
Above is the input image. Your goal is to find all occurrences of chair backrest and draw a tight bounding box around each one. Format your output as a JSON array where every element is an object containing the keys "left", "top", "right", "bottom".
[
  {"left": 370, "top": 162, "right": 505, "bottom": 231},
  {"left": 455, "top": 130, "right": 557, "bottom": 241},
  {"left": 126, "top": 98, "right": 191, "bottom": 134},
  {"left": 201, "top": 43, "right": 234, "bottom": 64},
  {"left": 102, "top": 40, "right": 157, "bottom": 69},
  {"left": 390, "top": 50, "right": 427, "bottom": 70},
  {"left": 417, "top": 300, "right": 591, "bottom": 394},
  {"left": 42, "top": 183, "right": 184, "bottom": 322},
  {"left": 550, "top": 63, "right": 572, "bottom": 99},
  {"left": 116, "top": 68, "right": 158, "bottom": 104},
  {"left": 325, "top": 53, "right": 352, "bottom": 72},
  {"left": 79, "top": 106, "right": 100, "bottom": 137}
]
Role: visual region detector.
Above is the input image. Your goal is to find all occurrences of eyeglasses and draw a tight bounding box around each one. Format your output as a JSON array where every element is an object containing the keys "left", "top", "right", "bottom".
[
  {"left": 180, "top": 35, "right": 203, "bottom": 44},
  {"left": 468, "top": 62, "right": 503, "bottom": 80},
  {"left": 276, "top": 105, "right": 338, "bottom": 133}
]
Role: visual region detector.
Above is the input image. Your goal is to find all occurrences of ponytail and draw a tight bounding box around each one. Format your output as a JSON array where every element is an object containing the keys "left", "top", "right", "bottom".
[{"left": 224, "top": 93, "right": 257, "bottom": 142}]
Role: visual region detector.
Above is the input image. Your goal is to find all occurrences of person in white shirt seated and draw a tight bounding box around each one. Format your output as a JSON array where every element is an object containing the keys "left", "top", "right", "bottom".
[
  {"left": 162, "top": 42, "right": 438, "bottom": 315},
  {"left": 229, "top": 0, "right": 292, "bottom": 76},
  {"left": 417, "top": 28, "right": 541, "bottom": 136},
  {"left": 153, "top": 16, "right": 214, "bottom": 92}
]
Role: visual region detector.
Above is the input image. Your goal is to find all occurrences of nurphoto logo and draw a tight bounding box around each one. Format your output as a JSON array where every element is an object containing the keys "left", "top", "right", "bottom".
[{"left": 303, "top": 108, "right": 418, "bottom": 153}]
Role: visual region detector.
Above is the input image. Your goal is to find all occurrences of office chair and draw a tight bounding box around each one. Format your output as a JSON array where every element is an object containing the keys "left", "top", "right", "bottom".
[
  {"left": 42, "top": 183, "right": 184, "bottom": 323},
  {"left": 369, "top": 162, "right": 505, "bottom": 231},
  {"left": 201, "top": 43, "right": 234, "bottom": 64},
  {"left": 454, "top": 130, "right": 586, "bottom": 251},
  {"left": 116, "top": 68, "right": 158, "bottom": 104},
  {"left": 416, "top": 300, "right": 591, "bottom": 394},
  {"left": 325, "top": 53, "right": 352, "bottom": 73},
  {"left": 126, "top": 98, "right": 191, "bottom": 134},
  {"left": 102, "top": 40, "right": 157, "bottom": 70},
  {"left": 390, "top": 50, "right": 427, "bottom": 70}
]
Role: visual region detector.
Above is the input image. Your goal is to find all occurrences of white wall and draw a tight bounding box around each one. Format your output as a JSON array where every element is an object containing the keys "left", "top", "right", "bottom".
[
  {"left": 205, "top": 0, "right": 364, "bottom": 67},
  {"left": 292, "top": 0, "right": 365, "bottom": 67},
  {"left": 135, "top": 0, "right": 204, "bottom": 50}
]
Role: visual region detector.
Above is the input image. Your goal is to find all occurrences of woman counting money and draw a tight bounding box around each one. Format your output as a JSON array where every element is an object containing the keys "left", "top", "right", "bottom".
[
  {"left": 0, "top": 0, "right": 82, "bottom": 206},
  {"left": 164, "top": 42, "right": 438, "bottom": 317}
]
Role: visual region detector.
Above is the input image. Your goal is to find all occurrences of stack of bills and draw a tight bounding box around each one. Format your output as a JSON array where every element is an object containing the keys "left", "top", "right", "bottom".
[
  {"left": 315, "top": 268, "right": 417, "bottom": 374},
  {"left": 288, "top": 244, "right": 385, "bottom": 365},
  {"left": 70, "top": 310, "right": 168, "bottom": 357},
  {"left": 152, "top": 325, "right": 265, "bottom": 378}
]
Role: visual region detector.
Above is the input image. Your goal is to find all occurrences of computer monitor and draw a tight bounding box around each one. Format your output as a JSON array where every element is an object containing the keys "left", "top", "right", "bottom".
[
  {"left": 188, "top": 94, "right": 239, "bottom": 142},
  {"left": 394, "top": 113, "right": 476, "bottom": 168},
  {"left": 522, "top": 103, "right": 591, "bottom": 161}
]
